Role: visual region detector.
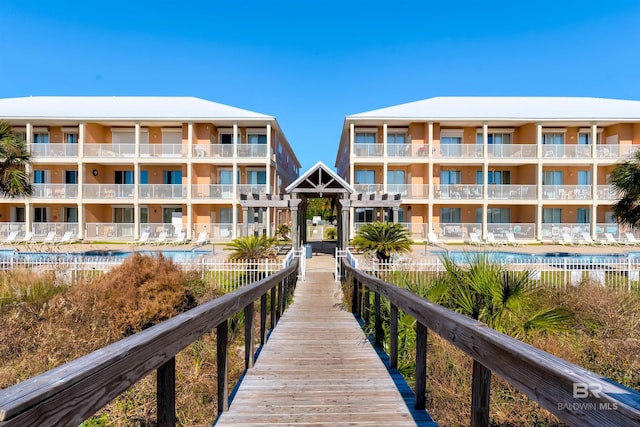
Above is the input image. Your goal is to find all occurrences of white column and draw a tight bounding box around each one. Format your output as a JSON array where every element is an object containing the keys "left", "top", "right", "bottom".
[
  {"left": 232, "top": 123, "right": 239, "bottom": 238},
  {"left": 186, "top": 122, "right": 193, "bottom": 240},
  {"left": 536, "top": 123, "right": 543, "bottom": 241},
  {"left": 383, "top": 122, "right": 388, "bottom": 193},
  {"left": 482, "top": 123, "right": 488, "bottom": 238},
  {"left": 427, "top": 121, "right": 434, "bottom": 235},
  {"left": 349, "top": 122, "right": 355, "bottom": 185},
  {"left": 591, "top": 122, "right": 598, "bottom": 239},
  {"left": 266, "top": 122, "right": 272, "bottom": 237},
  {"left": 134, "top": 122, "right": 141, "bottom": 240}
]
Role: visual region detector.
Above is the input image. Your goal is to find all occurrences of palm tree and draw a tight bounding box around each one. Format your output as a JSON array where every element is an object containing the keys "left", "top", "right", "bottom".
[
  {"left": 430, "top": 252, "right": 569, "bottom": 337},
  {"left": 225, "top": 235, "right": 278, "bottom": 261},
  {"left": 0, "top": 121, "right": 32, "bottom": 197},
  {"left": 351, "top": 221, "right": 412, "bottom": 262},
  {"left": 610, "top": 150, "right": 640, "bottom": 227}
]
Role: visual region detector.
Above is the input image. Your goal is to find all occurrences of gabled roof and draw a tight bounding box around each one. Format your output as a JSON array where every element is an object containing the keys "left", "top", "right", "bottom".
[
  {"left": 347, "top": 96, "right": 640, "bottom": 120},
  {"left": 0, "top": 96, "right": 273, "bottom": 120},
  {"left": 286, "top": 161, "right": 354, "bottom": 195}
]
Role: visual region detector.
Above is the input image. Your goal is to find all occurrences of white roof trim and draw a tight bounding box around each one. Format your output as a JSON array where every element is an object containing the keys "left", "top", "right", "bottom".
[{"left": 285, "top": 161, "right": 354, "bottom": 194}]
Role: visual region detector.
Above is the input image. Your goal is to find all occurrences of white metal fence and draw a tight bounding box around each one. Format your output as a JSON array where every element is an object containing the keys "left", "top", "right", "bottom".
[{"left": 354, "top": 256, "right": 640, "bottom": 292}]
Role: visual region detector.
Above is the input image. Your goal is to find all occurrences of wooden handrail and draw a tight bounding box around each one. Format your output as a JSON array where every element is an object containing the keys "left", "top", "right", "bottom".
[
  {"left": 343, "top": 261, "right": 640, "bottom": 427},
  {"left": 0, "top": 260, "right": 298, "bottom": 426}
]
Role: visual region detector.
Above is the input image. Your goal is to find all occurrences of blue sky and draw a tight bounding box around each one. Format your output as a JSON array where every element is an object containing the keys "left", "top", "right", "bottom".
[{"left": 3, "top": 1, "right": 640, "bottom": 171}]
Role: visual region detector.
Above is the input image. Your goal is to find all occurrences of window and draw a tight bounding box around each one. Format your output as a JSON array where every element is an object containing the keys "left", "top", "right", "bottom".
[
  {"left": 577, "top": 171, "right": 591, "bottom": 185},
  {"left": 140, "top": 170, "right": 149, "bottom": 185},
  {"left": 355, "top": 132, "right": 376, "bottom": 144},
  {"left": 577, "top": 208, "right": 590, "bottom": 224},
  {"left": 163, "top": 170, "right": 182, "bottom": 184},
  {"left": 578, "top": 131, "right": 601, "bottom": 144},
  {"left": 161, "top": 129, "right": 182, "bottom": 144},
  {"left": 441, "top": 170, "right": 461, "bottom": 184},
  {"left": 542, "top": 133, "right": 564, "bottom": 145},
  {"left": 34, "top": 170, "right": 48, "bottom": 184},
  {"left": 441, "top": 207, "right": 461, "bottom": 223},
  {"left": 114, "top": 207, "right": 134, "bottom": 223},
  {"left": 65, "top": 207, "right": 78, "bottom": 222},
  {"left": 477, "top": 208, "right": 511, "bottom": 223},
  {"left": 476, "top": 133, "right": 511, "bottom": 144},
  {"left": 220, "top": 208, "right": 232, "bottom": 224},
  {"left": 115, "top": 170, "right": 134, "bottom": 184},
  {"left": 220, "top": 132, "right": 241, "bottom": 144},
  {"left": 387, "top": 170, "right": 405, "bottom": 185},
  {"left": 387, "top": 132, "right": 406, "bottom": 144},
  {"left": 476, "top": 170, "right": 511, "bottom": 184},
  {"left": 247, "top": 170, "right": 266, "bottom": 184},
  {"left": 112, "top": 129, "right": 149, "bottom": 144},
  {"left": 219, "top": 169, "right": 238, "bottom": 185},
  {"left": 543, "top": 171, "right": 563, "bottom": 185},
  {"left": 64, "top": 132, "right": 78, "bottom": 144},
  {"left": 247, "top": 134, "right": 267, "bottom": 145},
  {"left": 13, "top": 207, "right": 25, "bottom": 222},
  {"left": 34, "top": 207, "right": 48, "bottom": 222},
  {"left": 542, "top": 208, "right": 562, "bottom": 223},
  {"left": 64, "top": 170, "right": 77, "bottom": 184},
  {"left": 33, "top": 132, "right": 49, "bottom": 144},
  {"left": 163, "top": 207, "right": 182, "bottom": 224},
  {"left": 355, "top": 208, "right": 374, "bottom": 223},
  {"left": 355, "top": 170, "right": 375, "bottom": 184},
  {"left": 140, "top": 207, "right": 148, "bottom": 224}
]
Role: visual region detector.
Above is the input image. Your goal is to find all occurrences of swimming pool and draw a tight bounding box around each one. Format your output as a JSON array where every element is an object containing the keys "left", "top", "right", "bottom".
[
  {"left": 0, "top": 249, "right": 212, "bottom": 262},
  {"left": 428, "top": 250, "right": 640, "bottom": 264}
]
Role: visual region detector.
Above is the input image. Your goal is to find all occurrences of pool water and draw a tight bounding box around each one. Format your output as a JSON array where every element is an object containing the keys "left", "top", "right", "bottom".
[
  {"left": 428, "top": 250, "right": 640, "bottom": 264},
  {"left": 0, "top": 249, "right": 212, "bottom": 262}
]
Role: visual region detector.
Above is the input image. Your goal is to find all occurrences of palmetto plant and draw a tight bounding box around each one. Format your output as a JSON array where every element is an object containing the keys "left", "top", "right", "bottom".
[
  {"left": 610, "top": 150, "right": 640, "bottom": 227},
  {"left": 225, "top": 235, "right": 278, "bottom": 261},
  {"left": 0, "top": 121, "right": 32, "bottom": 198},
  {"left": 352, "top": 222, "right": 412, "bottom": 262}
]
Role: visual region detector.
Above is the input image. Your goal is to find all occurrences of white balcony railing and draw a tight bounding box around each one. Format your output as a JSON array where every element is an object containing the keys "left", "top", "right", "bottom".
[
  {"left": 542, "top": 145, "right": 593, "bottom": 158},
  {"left": 596, "top": 185, "right": 619, "bottom": 201},
  {"left": 83, "top": 184, "right": 135, "bottom": 199},
  {"left": 140, "top": 144, "right": 186, "bottom": 158},
  {"left": 487, "top": 144, "right": 536, "bottom": 159},
  {"left": 30, "top": 143, "right": 78, "bottom": 157},
  {"left": 487, "top": 185, "right": 536, "bottom": 200},
  {"left": 542, "top": 185, "right": 591, "bottom": 200},
  {"left": 237, "top": 184, "right": 267, "bottom": 196},
  {"left": 387, "top": 144, "right": 429, "bottom": 158},
  {"left": 387, "top": 184, "right": 429, "bottom": 199},
  {"left": 237, "top": 144, "right": 268, "bottom": 158},
  {"left": 85, "top": 223, "right": 136, "bottom": 240},
  {"left": 433, "top": 184, "right": 483, "bottom": 199},
  {"left": 595, "top": 144, "right": 640, "bottom": 159},
  {"left": 432, "top": 144, "right": 483, "bottom": 159},
  {"left": 541, "top": 223, "right": 590, "bottom": 240},
  {"left": 83, "top": 144, "right": 135, "bottom": 157},
  {"left": 486, "top": 223, "right": 535, "bottom": 239},
  {"left": 192, "top": 223, "right": 234, "bottom": 241},
  {"left": 439, "top": 223, "right": 481, "bottom": 239},
  {"left": 32, "top": 184, "right": 79, "bottom": 199},
  {"left": 354, "top": 143, "right": 383, "bottom": 157},
  {"left": 139, "top": 184, "right": 185, "bottom": 199},
  {"left": 192, "top": 184, "right": 234, "bottom": 199},
  {"left": 193, "top": 144, "right": 234, "bottom": 158},
  {"left": 353, "top": 184, "right": 384, "bottom": 196},
  {"left": 31, "top": 222, "right": 79, "bottom": 239}
]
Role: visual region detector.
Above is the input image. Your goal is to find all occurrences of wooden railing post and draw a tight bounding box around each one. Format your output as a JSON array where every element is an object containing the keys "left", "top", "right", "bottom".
[
  {"left": 156, "top": 357, "right": 175, "bottom": 427},
  {"left": 216, "top": 320, "right": 229, "bottom": 413},
  {"left": 276, "top": 280, "right": 284, "bottom": 320},
  {"left": 389, "top": 303, "right": 398, "bottom": 369},
  {"left": 363, "top": 288, "right": 370, "bottom": 325},
  {"left": 415, "top": 321, "right": 427, "bottom": 410},
  {"left": 244, "top": 303, "right": 254, "bottom": 369},
  {"left": 352, "top": 276, "right": 359, "bottom": 316},
  {"left": 374, "top": 292, "right": 383, "bottom": 347},
  {"left": 471, "top": 360, "right": 491, "bottom": 427},
  {"left": 270, "top": 286, "right": 277, "bottom": 328},
  {"left": 260, "top": 293, "right": 267, "bottom": 345}
]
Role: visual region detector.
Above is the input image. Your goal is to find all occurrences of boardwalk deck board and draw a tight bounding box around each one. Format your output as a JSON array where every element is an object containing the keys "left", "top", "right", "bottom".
[{"left": 215, "top": 270, "right": 419, "bottom": 426}]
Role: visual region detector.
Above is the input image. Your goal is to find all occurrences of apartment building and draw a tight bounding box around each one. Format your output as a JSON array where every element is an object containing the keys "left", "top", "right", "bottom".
[
  {"left": 0, "top": 96, "right": 300, "bottom": 242},
  {"left": 336, "top": 96, "right": 640, "bottom": 242}
]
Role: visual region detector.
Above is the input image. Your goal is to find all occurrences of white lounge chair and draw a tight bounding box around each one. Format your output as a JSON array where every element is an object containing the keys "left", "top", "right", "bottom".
[
  {"left": 467, "top": 232, "right": 485, "bottom": 246},
  {"left": 170, "top": 232, "right": 187, "bottom": 245},
  {"left": 41, "top": 231, "right": 57, "bottom": 244},
  {"left": 154, "top": 231, "right": 168, "bottom": 245},
  {"left": 579, "top": 232, "right": 597, "bottom": 246},
  {"left": 57, "top": 231, "right": 75, "bottom": 245},
  {"left": 505, "top": 232, "right": 523, "bottom": 247},
  {"left": 602, "top": 233, "right": 620, "bottom": 246},
  {"left": 427, "top": 232, "right": 441, "bottom": 245},
  {"left": 194, "top": 231, "right": 208, "bottom": 245},
  {"left": 558, "top": 233, "right": 575, "bottom": 246},
  {"left": 624, "top": 232, "right": 640, "bottom": 246},
  {"left": 20, "top": 231, "right": 34, "bottom": 244},
  {"left": 134, "top": 232, "right": 150, "bottom": 245},
  {"left": 3, "top": 231, "right": 19, "bottom": 244},
  {"left": 486, "top": 232, "right": 506, "bottom": 246}
]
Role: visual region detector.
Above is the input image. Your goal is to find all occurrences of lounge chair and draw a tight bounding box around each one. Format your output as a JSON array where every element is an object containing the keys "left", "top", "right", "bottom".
[
  {"left": 486, "top": 232, "right": 506, "bottom": 246},
  {"left": 154, "top": 231, "right": 168, "bottom": 245},
  {"left": 41, "top": 231, "right": 57, "bottom": 244},
  {"left": 170, "top": 232, "right": 187, "bottom": 245},
  {"left": 427, "top": 232, "right": 441, "bottom": 245},
  {"left": 193, "top": 231, "right": 208, "bottom": 245},
  {"left": 20, "top": 231, "right": 34, "bottom": 244},
  {"left": 57, "top": 231, "right": 76, "bottom": 245},
  {"left": 505, "top": 232, "right": 523, "bottom": 247},
  {"left": 624, "top": 232, "right": 640, "bottom": 246},
  {"left": 558, "top": 233, "right": 575, "bottom": 246},
  {"left": 134, "top": 232, "right": 150, "bottom": 245},
  {"left": 602, "top": 233, "right": 620, "bottom": 246},
  {"left": 580, "top": 232, "right": 597, "bottom": 246},
  {"left": 3, "top": 231, "right": 19, "bottom": 244},
  {"left": 467, "top": 232, "right": 485, "bottom": 246}
]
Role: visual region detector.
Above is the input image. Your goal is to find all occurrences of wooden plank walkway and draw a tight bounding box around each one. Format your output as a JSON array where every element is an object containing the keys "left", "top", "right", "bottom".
[{"left": 215, "top": 269, "right": 419, "bottom": 426}]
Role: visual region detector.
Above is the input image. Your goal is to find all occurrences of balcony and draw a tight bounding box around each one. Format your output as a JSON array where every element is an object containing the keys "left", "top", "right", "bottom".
[
  {"left": 596, "top": 185, "right": 619, "bottom": 201},
  {"left": 433, "top": 184, "right": 482, "bottom": 200},
  {"left": 193, "top": 144, "right": 233, "bottom": 158},
  {"left": 487, "top": 185, "right": 536, "bottom": 200},
  {"left": 354, "top": 143, "right": 383, "bottom": 158},
  {"left": 542, "top": 185, "right": 591, "bottom": 200},
  {"left": 542, "top": 145, "right": 593, "bottom": 158},
  {"left": 432, "top": 144, "right": 482, "bottom": 159},
  {"left": 237, "top": 184, "right": 268, "bottom": 197},
  {"left": 595, "top": 144, "right": 640, "bottom": 159},
  {"left": 387, "top": 144, "right": 428, "bottom": 158},
  {"left": 83, "top": 184, "right": 135, "bottom": 199},
  {"left": 140, "top": 144, "right": 186, "bottom": 158},
  {"left": 387, "top": 184, "right": 429, "bottom": 199},
  {"left": 85, "top": 222, "right": 136, "bottom": 241},
  {"left": 32, "top": 184, "right": 78, "bottom": 199},
  {"left": 30, "top": 143, "right": 78, "bottom": 157},
  {"left": 541, "top": 223, "right": 590, "bottom": 241},
  {"left": 353, "top": 184, "right": 384, "bottom": 196},
  {"left": 192, "top": 184, "right": 234, "bottom": 200},
  {"left": 84, "top": 144, "right": 135, "bottom": 157},
  {"left": 486, "top": 223, "right": 535, "bottom": 240},
  {"left": 139, "top": 184, "right": 185, "bottom": 199},
  {"left": 237, "top": 144, "right": 268, "bottom": 158},
  {"left": 31, "top": 222, "right": 79, "bottom": 239},
  {"left": 487, "top": 144, "right": 536, "bottom": 159}
]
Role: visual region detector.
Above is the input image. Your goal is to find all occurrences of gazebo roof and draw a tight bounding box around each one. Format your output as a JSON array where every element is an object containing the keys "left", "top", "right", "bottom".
[{"left": 286, "top": 161, "right": 353, "bottom": 197}]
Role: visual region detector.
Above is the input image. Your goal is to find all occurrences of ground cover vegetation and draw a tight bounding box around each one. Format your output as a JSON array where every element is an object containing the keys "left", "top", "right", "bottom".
[
  {"left": 350, "top": 252, "right": 640, "bottom": 426},
  {"left": 0, "top": 254, "right": 260, "bottom": 426}
]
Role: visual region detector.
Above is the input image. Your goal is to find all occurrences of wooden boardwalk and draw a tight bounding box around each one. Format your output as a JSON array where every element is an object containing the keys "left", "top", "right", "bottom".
[{"left": 215, "top": 268, "right": 419, "bottom": 426}]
